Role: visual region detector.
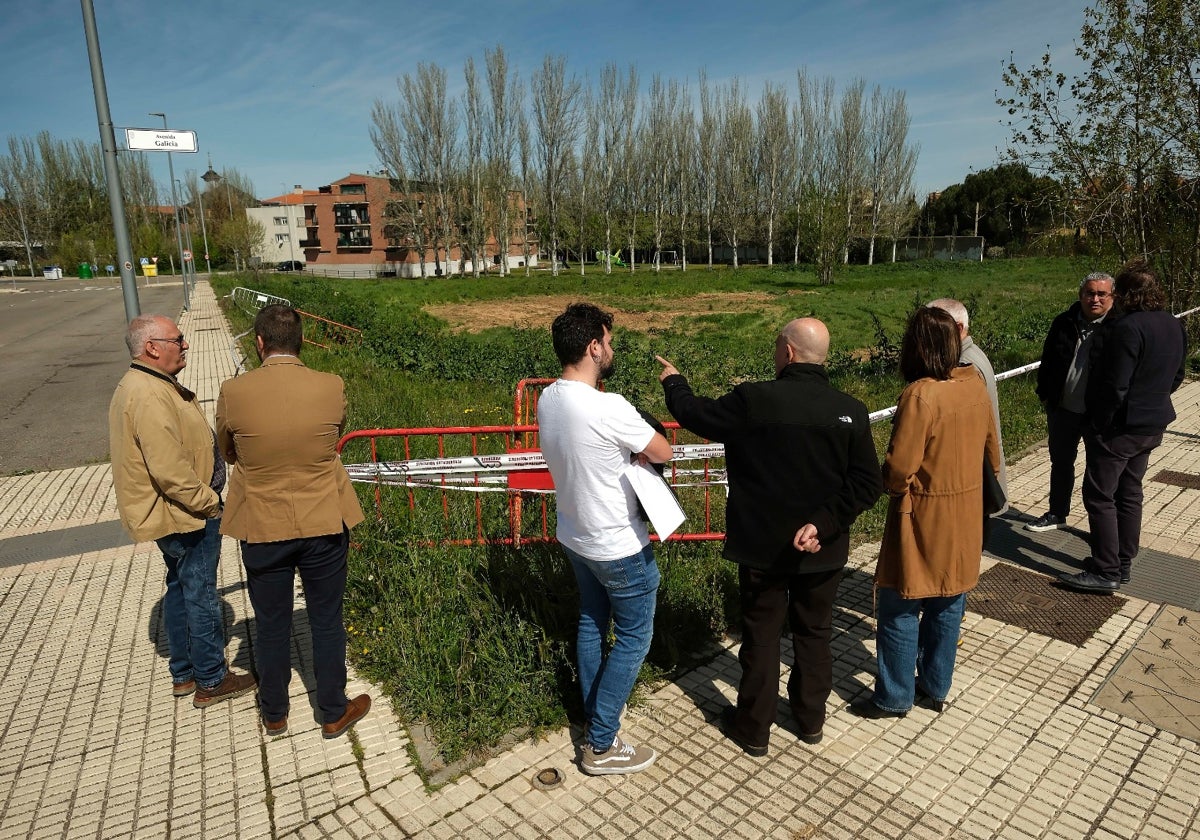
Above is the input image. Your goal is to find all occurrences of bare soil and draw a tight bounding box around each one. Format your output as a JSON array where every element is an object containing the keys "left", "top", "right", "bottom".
[{"left": 425, "top": 291, "right": 814, "bottom": 333}]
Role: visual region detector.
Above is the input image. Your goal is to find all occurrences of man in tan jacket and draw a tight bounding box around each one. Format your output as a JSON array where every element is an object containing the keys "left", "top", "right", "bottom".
[
  {"left": 216, "top": 305, "right": 368, "bottom": 739},
  {"left": 109, "top": 314, "right": 257, "bottom": 708}
]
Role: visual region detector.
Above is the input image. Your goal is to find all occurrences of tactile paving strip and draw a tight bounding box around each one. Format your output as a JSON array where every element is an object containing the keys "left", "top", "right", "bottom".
[{"left": 967, "top": 563, "right": 1125, "bottom": 646}]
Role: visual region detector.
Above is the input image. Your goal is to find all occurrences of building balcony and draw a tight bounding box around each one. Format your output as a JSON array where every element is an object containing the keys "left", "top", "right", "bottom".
[{"left": 299, "top": 238, "right": 321, "bottom": 248}]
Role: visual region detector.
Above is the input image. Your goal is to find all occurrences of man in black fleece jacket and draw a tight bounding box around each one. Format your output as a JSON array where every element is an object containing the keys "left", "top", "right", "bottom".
[
  {"left": 657, "top": 318, "right": 881, "bottom": 755},
  {"left": 1027, "top": 272, "right": 1122, "bottom": 533}
]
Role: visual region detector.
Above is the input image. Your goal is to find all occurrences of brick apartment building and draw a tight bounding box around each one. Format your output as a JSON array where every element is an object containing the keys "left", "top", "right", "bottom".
[{"left": 252, "top": 173, "right": 537, "bottom": 277}]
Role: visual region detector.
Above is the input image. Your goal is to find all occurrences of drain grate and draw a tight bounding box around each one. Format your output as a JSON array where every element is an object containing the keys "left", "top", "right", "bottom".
[
  {"left": 968, "top": 564, "right": 1125, "bottom": 646},
  {"left": 1150, "top": 469, "right": 1200, "bottom": 490}
]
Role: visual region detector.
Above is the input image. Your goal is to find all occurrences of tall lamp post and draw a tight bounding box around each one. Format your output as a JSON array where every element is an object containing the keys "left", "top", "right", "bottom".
[
  {"left": 150, "top": 111, "right": 189, "bottom": 310},
  {"left": 281, "top": 183, "right": 298, "bottom": 266},
  {"left": 196, "top": 181, "right": 211, "bottom": 276},
  {"left": 177, "top": 178, "right": 196, "bottom": 289}
]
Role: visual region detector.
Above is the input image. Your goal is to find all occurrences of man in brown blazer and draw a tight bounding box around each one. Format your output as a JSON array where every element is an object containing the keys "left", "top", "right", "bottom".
[{"left": 216, "top": 305, "right": 369, "bottom": 739}]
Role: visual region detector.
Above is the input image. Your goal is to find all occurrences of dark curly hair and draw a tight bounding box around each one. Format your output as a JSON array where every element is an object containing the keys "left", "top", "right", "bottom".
[
  {"left": 551, "top": 303, "right": 613, "bottom": 366},
  {"left": 1114, "top": 259, "right": 1167, "bottom": 312},
  {"left": 899, "top": 306, "right": 961, "bottom": 383}
]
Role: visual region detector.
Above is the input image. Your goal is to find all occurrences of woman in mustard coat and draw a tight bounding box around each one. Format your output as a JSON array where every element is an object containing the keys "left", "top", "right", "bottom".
[{"left": 852, "top": 306, "right": 1000, "bottom": 718}]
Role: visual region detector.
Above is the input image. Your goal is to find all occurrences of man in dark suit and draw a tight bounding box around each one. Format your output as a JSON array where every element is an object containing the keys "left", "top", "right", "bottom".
[
  {"left": 216, "top": 305, "right": 369, "bottom": 738},
  {"left": 1060, "top": 262, "right": 1187, "bottom": 593},
  {"left": 657, "top": 318, "right": 882, "bottom": 754}
]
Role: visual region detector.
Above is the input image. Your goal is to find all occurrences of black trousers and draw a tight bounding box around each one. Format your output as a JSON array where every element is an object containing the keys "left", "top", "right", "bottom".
[
  {"left": 1047, "top": 407, "right": 1088, "bottom": 519},
  {"left": 731, "top": 565, "right": 843, "bottom": 745},
  {"left": 1082, "top": 432, "right": 1162, "bottom": 580},
  {"left": 241, "top": 529, "right": 349, "bottom": 724}
]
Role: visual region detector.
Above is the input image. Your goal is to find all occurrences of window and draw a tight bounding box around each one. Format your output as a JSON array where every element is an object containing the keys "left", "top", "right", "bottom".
[
  {"left": 275, "top": 233, "right": 291, "bottom": 244},
  {"left": 334, "top": 203, "right": 370, "bottom": 225},
  {"left": 340, "top": 183, "right": 366, "bottom": 195}
]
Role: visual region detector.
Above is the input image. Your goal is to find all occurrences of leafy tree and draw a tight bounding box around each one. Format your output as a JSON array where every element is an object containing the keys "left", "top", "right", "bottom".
[
  {"left": 923, "top": 164, "right": 1059, "bottom": 246},
  {"left": 999, "top": 0, "right": 1200, "bottom": 301}
]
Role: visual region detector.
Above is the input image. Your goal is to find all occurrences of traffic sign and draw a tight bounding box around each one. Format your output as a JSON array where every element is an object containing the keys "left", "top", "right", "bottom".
[
  {"left": 123, "top": 260, "right": 133, "bottom": 271},
  {"left": 139, "top": 257, "right": 149, "bottom": 265},
  {"left": 183, "top": 250, "right": 193, "bottom": 262}
]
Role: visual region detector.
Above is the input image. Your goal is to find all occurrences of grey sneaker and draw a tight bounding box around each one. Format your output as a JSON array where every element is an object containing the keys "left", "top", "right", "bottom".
[
  {"left": 580, "top": 733, "right": 656, "bottom": 775},
  {"left": 1025, "top": 513, "right": 1064, "bottom": 532}
]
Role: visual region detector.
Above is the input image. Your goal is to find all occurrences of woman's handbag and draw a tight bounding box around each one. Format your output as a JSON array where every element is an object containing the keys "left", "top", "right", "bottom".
[{"left": 983, "top": 452, "right": 1006, "bottom": 516}]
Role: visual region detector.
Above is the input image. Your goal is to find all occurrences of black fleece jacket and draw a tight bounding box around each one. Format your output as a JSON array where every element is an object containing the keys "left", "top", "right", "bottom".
[{"left": 661, "top": 363, "right": 882, "bottom": 573}]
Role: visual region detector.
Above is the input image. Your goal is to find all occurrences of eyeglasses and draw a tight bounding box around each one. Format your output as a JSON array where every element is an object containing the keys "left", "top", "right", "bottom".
[{"left": 150, "top": 335, "right": 186, "bottom": 348}]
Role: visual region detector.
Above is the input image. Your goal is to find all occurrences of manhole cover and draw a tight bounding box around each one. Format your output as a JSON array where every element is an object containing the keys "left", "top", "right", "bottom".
[{"left": 968, "top": 564, "right": 1125, "bottom": 646}]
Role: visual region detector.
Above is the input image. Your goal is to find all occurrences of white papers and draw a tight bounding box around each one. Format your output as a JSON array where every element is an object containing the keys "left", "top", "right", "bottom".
[{"left": 623, "top": 463, "right": 686, "bottom": 540}]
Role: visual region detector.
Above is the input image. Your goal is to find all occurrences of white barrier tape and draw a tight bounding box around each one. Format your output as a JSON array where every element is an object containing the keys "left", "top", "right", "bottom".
[{"left": 343, "top": 443, "right": 724, "bottom": 482}]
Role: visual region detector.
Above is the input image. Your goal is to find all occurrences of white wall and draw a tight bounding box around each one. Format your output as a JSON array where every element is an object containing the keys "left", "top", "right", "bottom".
[{"left": 245, "top": 204, "right": 305, "bottom": 265}]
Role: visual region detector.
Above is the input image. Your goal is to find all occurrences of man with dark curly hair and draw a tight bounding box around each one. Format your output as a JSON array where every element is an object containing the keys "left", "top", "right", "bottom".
[
  {"left": 539, "top": 303, "right": 673, "bottom": 775},
  {"left": 1060, "top": 261, "right": 1187, "bottom": 593}
]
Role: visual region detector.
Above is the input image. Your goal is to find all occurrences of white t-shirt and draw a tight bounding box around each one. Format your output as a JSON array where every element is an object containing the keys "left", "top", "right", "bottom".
[{"left": 537, "top": 379, "right": 656, "bottom": 561}]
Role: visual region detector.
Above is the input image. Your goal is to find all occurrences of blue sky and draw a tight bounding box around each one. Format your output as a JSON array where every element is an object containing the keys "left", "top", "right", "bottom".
[{"left": 1, "top": 0, "right": 1089, "bottom": 202}]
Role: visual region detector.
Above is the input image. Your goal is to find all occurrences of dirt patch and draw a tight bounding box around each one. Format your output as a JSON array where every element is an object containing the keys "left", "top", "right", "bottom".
[{"left": 425, "top": 291, "right": 813, "bottom": 333}]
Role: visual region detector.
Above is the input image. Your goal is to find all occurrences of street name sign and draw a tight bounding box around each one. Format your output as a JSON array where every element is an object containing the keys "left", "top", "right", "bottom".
[{"left": 125, "top": 128, "right": 198, "bottom": 153}]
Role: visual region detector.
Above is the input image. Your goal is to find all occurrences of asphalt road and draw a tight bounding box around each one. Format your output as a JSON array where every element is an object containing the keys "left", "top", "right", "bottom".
[{"left": 0, "top": 276, "right": 189, "bottom": 475}]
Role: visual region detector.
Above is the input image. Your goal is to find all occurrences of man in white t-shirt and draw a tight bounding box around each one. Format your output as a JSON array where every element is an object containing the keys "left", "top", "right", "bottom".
[{"left": 538, "top": 303, "right": 673, "bottom": 776}]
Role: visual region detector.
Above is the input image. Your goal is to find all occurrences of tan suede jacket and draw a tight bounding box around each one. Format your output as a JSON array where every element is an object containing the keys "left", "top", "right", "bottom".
[{"left": 109, "top": 362, "right": 222, "bottom": 542}]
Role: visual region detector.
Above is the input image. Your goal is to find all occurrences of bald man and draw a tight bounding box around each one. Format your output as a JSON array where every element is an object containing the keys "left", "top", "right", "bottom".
[{"left": 658, "top": 319, "right": 881, "bottom": 755}]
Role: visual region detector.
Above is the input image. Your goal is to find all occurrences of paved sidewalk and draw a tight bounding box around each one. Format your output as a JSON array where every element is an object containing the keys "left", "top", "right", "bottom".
[{"left": 0, "top": 280, "right": 1197, "bottom": 839}]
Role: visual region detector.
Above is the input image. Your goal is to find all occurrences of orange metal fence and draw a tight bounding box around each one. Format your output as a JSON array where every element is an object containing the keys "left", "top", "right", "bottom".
[{"left": 296, "top": 309, "right": 362, "bottom": 350}]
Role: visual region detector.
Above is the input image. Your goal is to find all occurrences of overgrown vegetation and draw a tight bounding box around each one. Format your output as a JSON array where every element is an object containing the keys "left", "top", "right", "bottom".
[{"left": 213, "top": 256, "right": 1164, "bottom": 772}]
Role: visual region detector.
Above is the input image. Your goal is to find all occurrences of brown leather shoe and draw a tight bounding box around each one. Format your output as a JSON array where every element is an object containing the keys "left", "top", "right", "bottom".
[
  {"left": 322, "top": 694, "right": 371, "bottom": 739},
  {"left": 172, "top": 679, "right": 196, "bottom": 698},
  {"left": 263, "top": 716, "right": 288, "bottom": 737},
  {"left": 192, "top": 670, "right": 257, "bottom": 709}
]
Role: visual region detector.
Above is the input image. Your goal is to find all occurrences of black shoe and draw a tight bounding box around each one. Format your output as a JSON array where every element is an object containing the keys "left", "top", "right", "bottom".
[
  {"left": 1120, "top": 567, "right": 1131, "bottom": 584},
  {"left": 1024, "top": 512, "right": 1064, "bottom": 532},
  {"left": 719, "top": 706, "right": 768, "bottom": 757},
  {"left": 1058, "top": 570, "right": 1120, "bottom": 593},
  {"left": 797, "top": 729, "right": 823, "bottom": 745},
  {"left": 848, "top": 699, "right": 907, "bottom": 720},
  {"left": 915, "top": 686, "right": 945, "bottom": 713}
]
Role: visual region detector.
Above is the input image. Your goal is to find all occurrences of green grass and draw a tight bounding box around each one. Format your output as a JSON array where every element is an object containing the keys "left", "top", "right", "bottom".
[{"left": 211, "top": 257, "right": 1104, "bottom": 772}]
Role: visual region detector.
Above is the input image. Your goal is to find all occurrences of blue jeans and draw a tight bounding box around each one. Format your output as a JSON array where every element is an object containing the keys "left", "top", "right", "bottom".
[
  {"left": 156, "top": 518, "right": 227, "bottom": 688},
  {"left": 564, "top": 543, "right": 659, "bottom": 751},
  {"left": 872, "top": 586, "right": 965, "bottom": 713}
]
